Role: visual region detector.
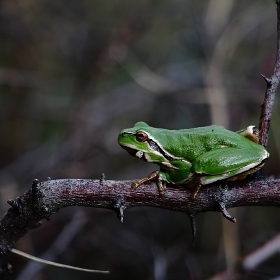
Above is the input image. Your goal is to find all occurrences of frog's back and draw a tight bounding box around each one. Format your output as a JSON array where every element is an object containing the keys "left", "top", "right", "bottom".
[
  {"left": 152, "top": 125, "right": 262, "bottom": 160},
  {"left": 178, "top": 125, "right": 225, "bottom": 135}
]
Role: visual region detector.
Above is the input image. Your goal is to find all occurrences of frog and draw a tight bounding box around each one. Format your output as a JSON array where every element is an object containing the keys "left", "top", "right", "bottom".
[{"left": 118, "top": 122, "right": 269, "bottom": 199}]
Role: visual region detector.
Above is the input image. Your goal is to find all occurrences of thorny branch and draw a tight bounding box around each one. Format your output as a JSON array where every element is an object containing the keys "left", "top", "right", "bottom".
[{"left": 0, "top": 177, "right": 279, "bottom": 257}]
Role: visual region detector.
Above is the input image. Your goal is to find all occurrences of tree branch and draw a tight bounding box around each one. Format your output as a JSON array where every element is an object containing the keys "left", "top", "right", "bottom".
[
  {"left": 0, "top": 177, "right": 278, "bottom": 256},
  {"left": 258, "top": 1, "right": 280, "bottom": 146}
]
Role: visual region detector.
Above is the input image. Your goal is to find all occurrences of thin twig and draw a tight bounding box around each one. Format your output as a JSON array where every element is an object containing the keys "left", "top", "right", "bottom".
[
  {"left": 12, "top": 249, "right": 109, "bottom": 274},
  {"left": 258, "top": 1, "right": 280, "bottom": 147},
  {"left": 15, "top": 210, "right": 109, "bottom": 280}
]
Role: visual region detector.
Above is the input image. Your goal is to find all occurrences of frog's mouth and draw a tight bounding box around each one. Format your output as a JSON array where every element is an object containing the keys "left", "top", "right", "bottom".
[
  {"left": 120, "top": 145, "right": 147, "bottom": 161},
  {"left": 120, "top": 143, "right": 180, "bottom": 170}
]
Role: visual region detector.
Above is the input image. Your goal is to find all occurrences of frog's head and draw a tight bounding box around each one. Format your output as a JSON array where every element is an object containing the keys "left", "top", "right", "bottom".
[{"left": 118, "top": 122, "right": 176, "bottom": 169}]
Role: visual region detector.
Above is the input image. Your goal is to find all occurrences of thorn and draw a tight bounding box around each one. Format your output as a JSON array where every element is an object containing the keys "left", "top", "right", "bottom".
[
  {"left": 7, "top": 199, "right": 17, "bottom": 208},
  {"left": 114, "top": 200, "right": 126, "bottom": 223},
  {"left": 119, "top": 206, "right": 125, "bottom": 223},
  {"left": 7, "top": 198, "right": 23, "bottom": 215},
  {"left": 99, "top": 173, "right": 106, "bottom": 186},
  {"left": 218, "top": 202, "right": 236, "bottom": 223},
  {"left": 32, "top": 179, "right": 40, "bottom": 198},
  {"left": 188, "top": 214, "right": 196, "bottom": 246},
  {"left": 32, "top": 179, "right": 40, "bottom": 186},
  {"left": 260, "top": 74, "right": 272, "bottom": 86},
  {"left": 42, "top": 206, "right": 51, "bottom": 221}
]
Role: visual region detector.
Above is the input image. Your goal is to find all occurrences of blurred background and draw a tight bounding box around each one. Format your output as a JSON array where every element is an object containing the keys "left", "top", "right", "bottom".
[{"left": 0, "top": 0, "right": 280, "bottom": 279}]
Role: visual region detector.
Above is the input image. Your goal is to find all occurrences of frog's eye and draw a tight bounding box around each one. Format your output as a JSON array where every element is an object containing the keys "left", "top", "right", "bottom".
[{"left": 135, "top": 131, "right": 148, "bottom": 142}]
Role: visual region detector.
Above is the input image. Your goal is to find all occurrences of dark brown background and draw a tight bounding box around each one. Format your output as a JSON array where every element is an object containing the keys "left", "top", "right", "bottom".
[{"left": 0, "top": 1, "right": 279, "bottom": 279}]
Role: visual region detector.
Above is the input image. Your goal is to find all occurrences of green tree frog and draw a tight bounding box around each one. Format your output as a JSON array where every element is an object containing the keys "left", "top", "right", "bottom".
[{"left": 118, "top": 122, "right": 269, "bottom": 199}]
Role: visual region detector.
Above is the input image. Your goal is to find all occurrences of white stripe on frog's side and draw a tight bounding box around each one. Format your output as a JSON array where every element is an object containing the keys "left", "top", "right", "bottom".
[
  {"left": 144, "top": 133, "right": 184, "bottom": 160},
  {"left": 143, "top": 151, "right": 178, "bottom": 169},
  {"left": 120, "top": 136, "right": 191, "bottom": 168}
]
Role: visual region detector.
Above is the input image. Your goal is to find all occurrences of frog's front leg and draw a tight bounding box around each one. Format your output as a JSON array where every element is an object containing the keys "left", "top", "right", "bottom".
[{"left": 131, "top": 171, "right": 166, "bottom": 195}]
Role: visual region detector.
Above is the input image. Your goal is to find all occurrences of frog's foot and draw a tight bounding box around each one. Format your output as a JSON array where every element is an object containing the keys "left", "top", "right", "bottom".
[
  {"left": 131, "top": 171, "right": 165, "bottom": 195},
  {"left": 131, "top": 171, "right": 159, "bottom": 188},
  {"left": 190, "top": 181, "right": 202, "bottom": 200},
  {"left": 156, "top": 177, "right": 166, "bottom": 196},
  {"left": 218, "top": 201, "right": 236, "bottom": 223}
]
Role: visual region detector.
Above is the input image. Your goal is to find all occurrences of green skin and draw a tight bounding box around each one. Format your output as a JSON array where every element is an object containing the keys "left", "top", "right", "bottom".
[{"left": 118, "top": 122, "right": 269, "bottom": 198}]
